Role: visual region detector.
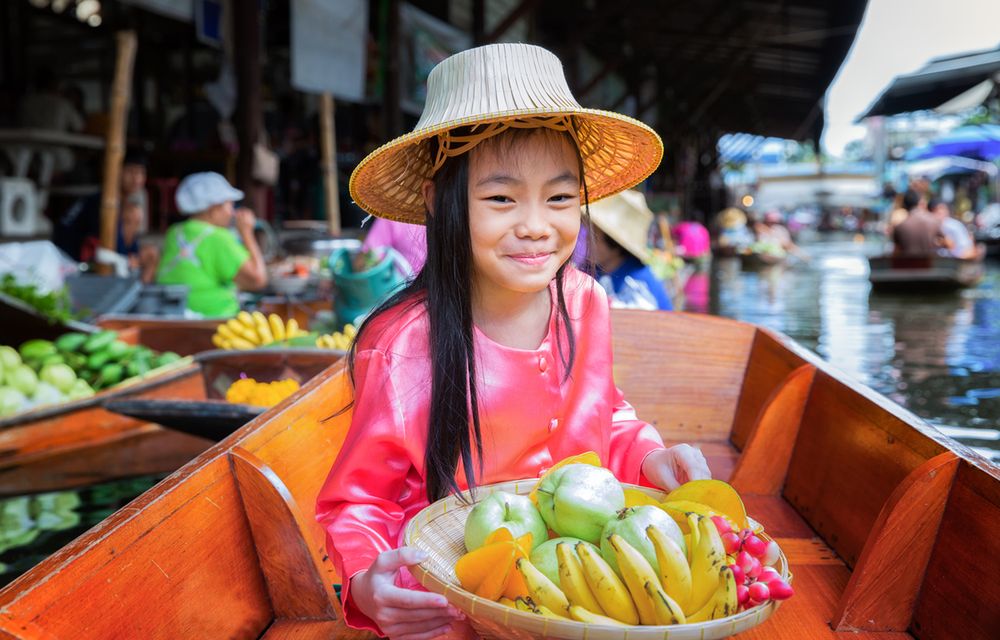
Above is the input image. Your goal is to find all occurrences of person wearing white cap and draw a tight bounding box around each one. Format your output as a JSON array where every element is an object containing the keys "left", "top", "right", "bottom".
[
  {"left": 155, "top": 171, "right": 267, "bottom": 317},
  {"left": 315, "top": 43, "right": 710, "bottom": 638}
]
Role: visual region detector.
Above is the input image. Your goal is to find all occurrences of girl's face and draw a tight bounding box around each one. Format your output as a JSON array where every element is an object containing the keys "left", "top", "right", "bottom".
[{"left": 465, "top": 131, "right": 581, "bottom": 302}]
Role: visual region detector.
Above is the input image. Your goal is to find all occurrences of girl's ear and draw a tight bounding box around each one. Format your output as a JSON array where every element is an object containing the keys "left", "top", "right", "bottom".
[{"left": 422, "top": 179, "right": 436, "bottom": 217}]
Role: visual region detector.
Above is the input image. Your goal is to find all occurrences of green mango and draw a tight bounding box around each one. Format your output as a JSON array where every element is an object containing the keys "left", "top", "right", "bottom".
[
  {"left": 18, "top": 340, "right": 56, "bottom": 361},
  {"left": 54, "top": 332, "right": 88, "bottom": 352},
  {"left": 86, "top": 350, "right": 113, "bottom": 371},
  {"left": 82, "top": 331, "right": 117, "bottom": 354}
]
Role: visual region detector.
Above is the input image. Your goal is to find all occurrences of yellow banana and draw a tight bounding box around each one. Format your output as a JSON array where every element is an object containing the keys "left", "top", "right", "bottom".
[
  {"left": 237, "top": 310, "right": 254, "bottom": 326},
  {"left": 686, "top": 516, "right": 727, "bottom": 615},
  {"left": 643, "top": 580, "right": 687, "bottom": 626},
  {"left": 568, "top": 605, "right": 628, "bottom": 625},
  {"left": 252, "top": 311, "right": 273, "bottom": 344},
  {"left": 211, "top": 334, "right": 230, "bottom": 349},
  {"left": 606, "top": 534, "right": 659, "bottom": 625},
  {"left": 228, "top": 336, "right": 255, "bottom": 350},
  {"left": 516, "top": 558, "right": 569, "bottom": 615},
  {"left": 498, "top": 597, "right": 517, "bottom": 608},
  {"left": 514, "top": 597, "right": 536, "bottom": 613},
  {"left": 684, "top": 567, "right": 737, "bottom": 623},
  {"left": 686, "top": 513, "right": 701, "bottom": 565},
  {"left": 647, "top": 525, "right": 692, "bottom": 611},
  {"left": 534, "top": 604, "right": 570, "bottom": 620},
  {"left": 286, "top": 318, "right": 301, "bottom": 337},
  {"left": 227, "top": 318, "right": 260, "bottom": 345},
  {"left": 343, "top": 323, "right": 357, "bottom": 339},
  {"left": 216, "top": 324, "right": 238, "bottom": 342},
  {"left": 269, "top": 314, "right": 286, "bottom": 341},
  {"left": 575, "top": 542, "right": 639, "bottom": 625},
  {"left": 556, "top": 542, "right": 605, "bottom": 616}
]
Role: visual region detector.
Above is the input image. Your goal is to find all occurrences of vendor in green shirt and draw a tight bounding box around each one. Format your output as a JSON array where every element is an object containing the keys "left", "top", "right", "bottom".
[{"left": 156, "top": 172, "right": 268, "bottom": 317}]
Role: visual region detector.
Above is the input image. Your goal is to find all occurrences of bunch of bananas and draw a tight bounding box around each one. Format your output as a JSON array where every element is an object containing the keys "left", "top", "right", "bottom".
[
  {"left": 498, "top": 516, "right": 741, "bottom": 626},
  {"left": 315, "top": 324, "right": 357, "bottom": 351},
  {"left": 212, "top": 312, "right": 308, "bottom": 350}
]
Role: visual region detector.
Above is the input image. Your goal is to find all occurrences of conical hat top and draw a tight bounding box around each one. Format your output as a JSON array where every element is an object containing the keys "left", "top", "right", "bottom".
[{"left": 349, "top": 43, "right": 664, "bottom": 224}]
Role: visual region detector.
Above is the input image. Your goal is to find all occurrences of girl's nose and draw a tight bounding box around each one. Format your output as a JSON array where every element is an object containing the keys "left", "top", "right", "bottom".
[{"left": 515, "top": 203, "right": 551, "bottom": 239}]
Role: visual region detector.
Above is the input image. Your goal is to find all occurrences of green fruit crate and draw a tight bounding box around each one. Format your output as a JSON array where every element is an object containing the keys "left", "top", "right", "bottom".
[{"left": 404, "top": 479, "right": 790, "bottom": 640}]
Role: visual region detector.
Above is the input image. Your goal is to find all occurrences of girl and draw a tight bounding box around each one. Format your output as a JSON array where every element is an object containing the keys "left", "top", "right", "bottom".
[{"left": 316, "top": 43, "right": 711, "bottom": 640}]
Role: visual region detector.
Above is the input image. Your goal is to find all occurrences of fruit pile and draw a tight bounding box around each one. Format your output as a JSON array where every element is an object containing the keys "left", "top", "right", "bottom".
[
  {"left": 453, "top": 453, "right": 792, "bottom": 627},
  {"left": 315, "top": 324, "right": 357, "bottom": 350},
  {"left": 0, "top": 332, "right": 182, "bottom": 418},
  {"left": 211, "top": 312, "right": 311, "bottom": 350},
  {"left": 224, "top": 377, "right": 300, "bottom": 407}
]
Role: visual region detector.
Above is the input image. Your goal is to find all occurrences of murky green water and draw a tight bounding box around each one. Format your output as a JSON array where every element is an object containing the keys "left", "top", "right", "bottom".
[{"left": 682, "top": 232, "right": 1000, "bottom": 461}]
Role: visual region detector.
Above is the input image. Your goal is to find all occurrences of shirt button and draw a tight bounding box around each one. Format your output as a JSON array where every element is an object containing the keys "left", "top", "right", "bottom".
[
  {"left": 549, "top": 418, "right": 558, "bottom": 432},
  {"left": 539, "top": 355, "right": 548, "bottom": 372}
]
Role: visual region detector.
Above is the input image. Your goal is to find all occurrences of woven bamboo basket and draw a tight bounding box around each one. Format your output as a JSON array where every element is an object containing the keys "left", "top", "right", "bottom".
[{"left": 403, "top": 479, "right": 791, "bottom": 640}]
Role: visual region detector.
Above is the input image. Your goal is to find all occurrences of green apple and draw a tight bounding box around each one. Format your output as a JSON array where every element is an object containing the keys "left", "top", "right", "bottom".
[
  {"left": 535, "top": 463, "right": 624, "bottom": 544},
  {"left": 529, "top": 536, "right": 598, "bottom": 586},
  {"left": 463, "top": 491, "right": 548, "bottom": 552},
  {"left": 600, "top": 505, "right": 686, "bottom": 576}
]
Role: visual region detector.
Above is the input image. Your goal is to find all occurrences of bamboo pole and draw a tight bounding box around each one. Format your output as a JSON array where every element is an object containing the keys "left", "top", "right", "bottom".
[
  {"left": 97, "top": 30, "right": 137, "bottom": 274},
  {"left": 319, "top": 92, "right": 341, "bottom": 236}
]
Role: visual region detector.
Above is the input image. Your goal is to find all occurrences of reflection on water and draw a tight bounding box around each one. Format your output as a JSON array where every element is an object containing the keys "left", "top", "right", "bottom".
[
  {"left": 688, "top": 232, "right": 1000, "bottom": 461},
  {"left": 0, "top": 475, "right": 164, "bottom": 587}
]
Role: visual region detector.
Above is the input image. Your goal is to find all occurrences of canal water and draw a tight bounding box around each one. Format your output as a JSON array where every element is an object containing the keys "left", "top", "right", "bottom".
[
  {"left": 681, "top": 231, "right": 1000, "bottom": 461},
  {"left": 1, "top": 232, "right": 997, "bottom": 587}
]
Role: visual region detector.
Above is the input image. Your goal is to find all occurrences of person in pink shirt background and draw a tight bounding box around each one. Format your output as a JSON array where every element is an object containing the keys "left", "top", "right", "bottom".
[
  {"left": 672, "top": 219, "right": 711, "bottom": 260},
  {"left": 361, "top": 216, "right": 428, "bottom": 273},
  {"left": 317, "top": 44, "right": 710, "bottom": 640}
]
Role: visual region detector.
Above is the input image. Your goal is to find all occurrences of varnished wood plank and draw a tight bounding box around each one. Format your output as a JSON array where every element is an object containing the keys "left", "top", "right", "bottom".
[
  {"left": 911, "top": 462, "right": 1000, "bottom": 640},
  {"left": 742, "top": 495, "right": 817, "bottom": 539},
  {"left": 833, "top": 453, "right": 959, "bottom": 632},
  {"left": 697, "top": 439, "right": 739, "bottom": 481},
  {"left": 735, "top": 564, "right": 912, "bottom": 640},
  {"left": 731, "top": 364, "right": 816, "bottom": 494},
  {"left": 784, "top": 371, "right": 947, "bottom": 568},
  {"left": 611, "top": 309, "right": 755, "bottom": 442},
  {"left": 230, "top": 447, "right": 339, "bottom": 620},
  {"left": 262, "top": 619, "right": 370, "bottom": 640},
  {"left": 731, "top": 331, "right": 808, "bottom": 450},
  {"left": 774, "top": 537, "right": 844, "bottom": 565}
]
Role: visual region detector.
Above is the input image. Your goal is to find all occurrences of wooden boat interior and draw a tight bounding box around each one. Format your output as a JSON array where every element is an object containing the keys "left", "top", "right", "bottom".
[
  {"left": 0, "top": 309, "right": 996, "bottom": 639},
  {"left": 97, "top": 316, "right": 220, "bottom": 356}
]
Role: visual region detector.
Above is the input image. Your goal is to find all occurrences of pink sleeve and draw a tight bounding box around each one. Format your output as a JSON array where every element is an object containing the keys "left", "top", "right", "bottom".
[
  {"left": 315, "top": 348, "right": 413, "bottom": 633},
  {"left": 606, "top": 385, "right": 665, "bottom": 486},
  {"left": 361, "top": 218, "right": 392, "bottom": 252}
]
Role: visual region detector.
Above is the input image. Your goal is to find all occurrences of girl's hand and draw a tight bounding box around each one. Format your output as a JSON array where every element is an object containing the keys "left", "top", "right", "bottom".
[
  {"left": 350, "top": 547, "right": 465, "bottom": 640},
  {"left": 642, "top": 444, "right": 712, "bottom": 490}
]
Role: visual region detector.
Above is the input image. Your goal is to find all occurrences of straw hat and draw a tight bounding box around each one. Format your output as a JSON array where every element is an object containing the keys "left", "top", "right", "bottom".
[
  {"left": 349, "top": 43, "right": 663, "bottom": 224},
  {"left": 587, "top": 189, "right": 654, "bottom": 264},
  {"left": 717, "top": 207, "right": 747, "bottom": 229}
]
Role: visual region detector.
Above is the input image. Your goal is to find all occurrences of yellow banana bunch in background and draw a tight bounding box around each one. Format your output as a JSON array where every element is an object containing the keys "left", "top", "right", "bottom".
[
  {"left": 212, "top": 313, "right": 309, "bottom": 350},
  {"left": 315, "top": 324, "right": 357, "bottom": 350}
]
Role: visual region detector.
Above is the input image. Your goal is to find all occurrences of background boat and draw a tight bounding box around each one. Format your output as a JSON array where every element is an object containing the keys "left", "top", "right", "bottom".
[{"left": 868, "top": 251, "right": 986, "bottom": 292}]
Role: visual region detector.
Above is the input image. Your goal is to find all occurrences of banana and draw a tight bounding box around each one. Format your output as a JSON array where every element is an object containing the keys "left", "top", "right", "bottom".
[
  {"left": 643, "top": 580, "right": 687, "bottom": 626},
  {"left": 535, "top": 604, "right": 570, "bottom": 620},
  {"left": 685, "top": 567, "right": 737, "bottom": 623},
  {"left": 575, "top": 542, "right": 639, "bottom": 625},
  {"left": 211, "top": 334, "right": 230, "bottom": 349},
  {"left": 227, "top": 318, "right": 260, "bottom": 345},
  {"left": 568, "top": 605, "right": 628, "bottom": 626},
  {"left": 237, "top": 311, "right": 255, "bottom": 328},
  {"left": 686, "top": 516, "right": 727, "bottom": 615},
  {"left": 343, "top": 323, "right": 357, "bottom": 339},
  {"left": 516, "top": 558, "right": 569, "bottom": 615},
  {"left": 216, "top": 324, "right": 238, "bottom": 342},
  {"left": 252, "top": 311, "right": 274, "bottom": 344},
  {"left": 228, "top": 336, "right": 255, "bottom": 350},
  {"left": 686, "top": 513, "right": 701, "bottom": 565},
  {"left": 498, "top": 597, "right": 517, "bottom": 608},
  {"left": 286, "top": 318, "right": 301, "bottom": 338},
  {"left": 647, "top": 525, "right": 692, "bottom": 612},
  {"left": 556, "top": 542, "right": 606, "bottom": 616},
  {"left": 268, "top": 314, "right": 286, "bottom": 341},
  {"left": 606, "top": 534, "right": 659, "bottom": 625},
  {"left": 514, "top": 597, "right": 537, "bottom": 613}
]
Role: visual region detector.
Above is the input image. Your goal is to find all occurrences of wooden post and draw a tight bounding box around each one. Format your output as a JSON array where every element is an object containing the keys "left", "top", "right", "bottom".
[
  {"left": 319, "top": 93, "right": 341, "bottom": 236},
  {"left": 98, "top": 31, "right": 137, "bottom": 274},
  {"left": 234, "top": 0, "right": 262, "bottom": 213}
]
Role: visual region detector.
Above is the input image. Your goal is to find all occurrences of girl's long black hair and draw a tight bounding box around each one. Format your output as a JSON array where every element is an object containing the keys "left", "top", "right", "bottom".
[{"left": 346, "top": 126, "right": 591, "bottom": 503}]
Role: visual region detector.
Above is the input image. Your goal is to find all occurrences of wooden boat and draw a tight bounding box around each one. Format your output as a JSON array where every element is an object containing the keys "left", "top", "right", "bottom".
[
  {"left": 739, "top": 250, "right": 786, "bottom": 271},
  {"left": 868, "top": 251, "right": 986, "bottom": 292},
  {"left": 0, "top": 309, "right": 997, "bottom": 639},
  {"left": 96, "top": 315, "right": 221, "bottom": 356},
  {"left": 0, "top": 349, "right": 342, "bottom": 497}
]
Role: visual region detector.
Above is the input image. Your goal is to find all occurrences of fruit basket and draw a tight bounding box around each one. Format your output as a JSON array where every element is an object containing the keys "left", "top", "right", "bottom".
[{"left": 403, "top": 479, "right": 790, "bottom": 640}]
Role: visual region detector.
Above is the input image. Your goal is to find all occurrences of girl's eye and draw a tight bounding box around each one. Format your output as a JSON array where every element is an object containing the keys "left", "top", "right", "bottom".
[
  {"left": 550, "top": 194, "right": 575, "bottom": 203},
  {"left": 487, "top": 195, "right": 513, "bottom": 203}
]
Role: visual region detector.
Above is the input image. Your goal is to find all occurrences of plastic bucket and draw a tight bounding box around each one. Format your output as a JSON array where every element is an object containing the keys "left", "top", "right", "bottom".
[{"left": 328, "top": 247, "right": 410, "bottom": 325}]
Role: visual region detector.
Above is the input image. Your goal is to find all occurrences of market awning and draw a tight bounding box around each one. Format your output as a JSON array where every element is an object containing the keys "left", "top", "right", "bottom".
[{"left": 859, "top": 45, "right": 1000, "bottom": 119}]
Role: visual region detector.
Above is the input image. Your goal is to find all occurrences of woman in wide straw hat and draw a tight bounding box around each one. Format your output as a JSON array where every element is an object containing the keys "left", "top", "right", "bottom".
[
  {"left": 588, "top": 189, "right": 674, "bottom": 310},
  {"left": 317, "top": 43, "right": 710, "bottom": 638}
]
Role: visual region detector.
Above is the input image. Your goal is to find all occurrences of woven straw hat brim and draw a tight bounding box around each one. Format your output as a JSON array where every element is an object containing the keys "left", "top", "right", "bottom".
[{"left": 349, "top": 108, "right": 663, "bottom": 225}]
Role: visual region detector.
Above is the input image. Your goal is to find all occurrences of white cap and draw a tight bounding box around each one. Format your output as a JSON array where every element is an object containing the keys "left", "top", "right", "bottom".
[{"left": 175, "top": 171, "right": 245, "bottom": 215}]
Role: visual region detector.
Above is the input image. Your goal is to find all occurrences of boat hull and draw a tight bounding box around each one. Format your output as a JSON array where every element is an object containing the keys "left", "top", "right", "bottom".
[{"left": 868, "top": 254, "right": 985, "bottom": 292}]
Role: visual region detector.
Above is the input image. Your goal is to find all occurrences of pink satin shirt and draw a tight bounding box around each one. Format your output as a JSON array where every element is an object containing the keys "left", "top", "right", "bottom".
[{"left": 315, "top": 267, "right": 665, "bottom": 632}]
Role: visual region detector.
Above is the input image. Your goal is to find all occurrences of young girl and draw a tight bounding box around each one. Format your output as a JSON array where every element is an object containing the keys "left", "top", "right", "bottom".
[{"left": 316, "top": 43, "right": 711, "bottom": 640}]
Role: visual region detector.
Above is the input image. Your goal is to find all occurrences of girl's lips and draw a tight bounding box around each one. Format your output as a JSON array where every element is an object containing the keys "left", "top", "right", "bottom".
[{"left": 507, "top": 252, "right": 553, "bottom": 266}]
